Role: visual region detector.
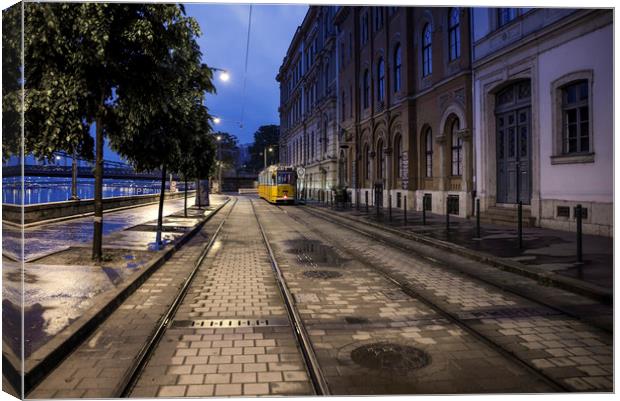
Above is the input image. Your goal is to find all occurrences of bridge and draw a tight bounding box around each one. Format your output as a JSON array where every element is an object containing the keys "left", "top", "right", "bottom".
[{"left": 2, "top": 152, "right": 178, "bottom": 180}]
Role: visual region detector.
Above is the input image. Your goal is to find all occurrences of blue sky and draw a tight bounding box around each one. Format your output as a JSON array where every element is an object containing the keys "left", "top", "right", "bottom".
[
  {"left": 185, "top": 3, "right": 308, "bottom": 144},
  {"left": 102, "top": 3, "right": 307, "bottom": 162}
]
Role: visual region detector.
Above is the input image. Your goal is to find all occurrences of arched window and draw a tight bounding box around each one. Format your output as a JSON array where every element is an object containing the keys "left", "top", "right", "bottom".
[
  {"left": 422, "top": 23, "right": 432, "bottom": 76},
  {"left": 393, "top": 44, "right": 402, "bottom": 92},
  {"left": 450, "top": 119, "right": 463, "bottom": 176},
  {"left": 377, "top": 139, "right": 385, "bottom": 180},
  {"left": 363, "top": 69, "right": 370, "bottom": 109},
  {"left": 377, "top": 58, "right": 385, "bottom": 102},
  {"left": 449, "top": 8, "right": 461, "bottom": 61},
  {"left": 323, "top": 120, "right": 329, "bottom": 154},
  {"left": 325, "top": 63, "right": 330, "bottom": 94},
  {"left": 425, "top": 128, "right": 433, "bottom": 177},
  {"left": 394, "top": 135, "right": 402, "bottom": 179},
  {"left": 341, "top": 91, "right": 345, "bottom": 121}
]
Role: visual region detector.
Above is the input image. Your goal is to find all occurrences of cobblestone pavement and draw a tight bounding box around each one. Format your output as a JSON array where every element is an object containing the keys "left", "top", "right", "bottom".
[
  {"left": 28, "top": 199, "right": 233, "bottom": 399},
  {"left": 253, "top": 200, "right": 612, "bottom": 394},
  {"left": 131, "top": 197, "right": 313, "bottom": 397}
]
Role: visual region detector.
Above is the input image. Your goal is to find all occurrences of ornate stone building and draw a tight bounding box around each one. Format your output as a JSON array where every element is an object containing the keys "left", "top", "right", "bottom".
[
  {"left": 278, "top": 7, "right": 613, "bottom": 235},
  {"left": 472, "top": 8, "right": 613, "bottom": 235},
  {"left": 277, "top": 6, "right": 338, "bottom": 200},
  {"left": 334, "top": 6, "right": 473, "bottom": 217}
]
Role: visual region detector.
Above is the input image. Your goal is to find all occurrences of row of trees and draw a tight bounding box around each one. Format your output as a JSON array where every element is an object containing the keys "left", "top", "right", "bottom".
[{"left": 3, "top": 3, "right": 218, "bottom": 261}]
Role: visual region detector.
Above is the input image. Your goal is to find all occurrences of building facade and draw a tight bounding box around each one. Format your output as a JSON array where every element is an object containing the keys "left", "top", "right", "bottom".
[
  {"left": 472, "top": 8, "right": 613, "bottom": 235},
  {"left": 277, "top": 6, "right": 338, "bottom": 200},
  {"left": 278, "top": 6, "right": 613, "bottom": 235}
]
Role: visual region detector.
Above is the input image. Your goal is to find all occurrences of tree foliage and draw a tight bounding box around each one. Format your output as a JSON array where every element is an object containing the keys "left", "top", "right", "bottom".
[{"left": 248, "top": 124, "right": 280, "bottom": 172}]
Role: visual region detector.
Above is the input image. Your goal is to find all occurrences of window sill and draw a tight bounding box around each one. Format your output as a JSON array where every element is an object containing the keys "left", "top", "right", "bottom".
[{"left": 550, "top": 153, "right": 595, "bottom": 165}]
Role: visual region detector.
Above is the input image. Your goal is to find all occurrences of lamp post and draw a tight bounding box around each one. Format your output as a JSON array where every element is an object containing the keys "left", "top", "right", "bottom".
[
  {"left": 264, "top": 146, "right": 274, "bottom": 168},
  {"left": 216, "top": 135, "right": 222, "bottom": 193}
]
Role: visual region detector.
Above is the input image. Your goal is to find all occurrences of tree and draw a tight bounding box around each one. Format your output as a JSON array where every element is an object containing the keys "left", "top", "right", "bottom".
[
  {"left": 111, "top": 5, "right": 215, "bottom": 247},
  {"left": 248, "top": 125, "right": 280, "bottom": 172},
  {"left": 2, "top": 4, "right": 23, "bottom": 161},
  {"left": 22, "top": 3, "right": 213, "bottom": 260}
]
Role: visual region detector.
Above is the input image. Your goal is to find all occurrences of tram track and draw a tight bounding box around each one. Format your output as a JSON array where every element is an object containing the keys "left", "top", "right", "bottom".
[
  {"left": 250, "top": 198, "right": 330, "bottom": 396},
  {"left": 299, "top": 205, "right": 612, "bottom": 334},
  {"left": 271, "top": 203, "right": 572, "bottom": 392},
  {"left": 117, "top": 198, "right": 239, "bottom": 397}
]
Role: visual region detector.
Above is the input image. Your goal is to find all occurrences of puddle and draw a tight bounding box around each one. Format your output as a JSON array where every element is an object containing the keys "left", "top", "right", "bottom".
[{"left": 286, "top": 239, "right": 346, "bottom": 268}]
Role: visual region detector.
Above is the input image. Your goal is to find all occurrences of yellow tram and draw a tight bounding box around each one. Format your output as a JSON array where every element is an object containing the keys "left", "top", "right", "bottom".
[{"left": 258, "top": 165, "right": 296, "bottom": 204}]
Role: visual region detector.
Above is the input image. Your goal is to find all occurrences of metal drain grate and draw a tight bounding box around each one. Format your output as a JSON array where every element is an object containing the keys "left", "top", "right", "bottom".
[
  {"left": 171, "top": 317, "right": 290, "bottom": 329},
  {"left": 457, "top": 306, "right": 562, "bottom": 321},
  {"left": 303, "top": 270, "right": 342, "bottom": 279},
  {"left": 351, "top": 342, "right": 431, "bottom": 371}
]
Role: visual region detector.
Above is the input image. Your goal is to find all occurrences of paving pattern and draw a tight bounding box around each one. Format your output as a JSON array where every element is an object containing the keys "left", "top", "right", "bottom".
[
  {"left": 28, "top": 199, "right": 231, "bottom": 399},
  {"left": 253, "top": 201, "right": 558, "bottom": 394},
  {"left": 274, "top": 204, "right": 613, "bottom": 393},
  {"left": 131, "top": 197, "right": 312, "bottom": 397}
]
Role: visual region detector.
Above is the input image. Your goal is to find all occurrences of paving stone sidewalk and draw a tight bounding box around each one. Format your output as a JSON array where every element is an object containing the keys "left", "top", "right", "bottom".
[
  {"left": 28, "top": 197, "right": 231, "bottom": 399},
  {"left": 308, "top": 202, "right": 612, "bottom": 291}
]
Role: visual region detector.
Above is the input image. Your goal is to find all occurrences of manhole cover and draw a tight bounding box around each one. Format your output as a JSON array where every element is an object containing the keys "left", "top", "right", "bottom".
[
  {"left": 286, "top": 239, "right": 345, "bottom": 268},
  {"left": 351, "top": 342, "right": 430, "bottom": 371},
  {"left": 303, "top": 270, "right": 342, "bottom": 279}
]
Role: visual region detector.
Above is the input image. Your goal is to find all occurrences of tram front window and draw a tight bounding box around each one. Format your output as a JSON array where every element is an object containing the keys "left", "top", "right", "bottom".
[{"left": 277, "top": 172, "right": 295, "bottom": 185}]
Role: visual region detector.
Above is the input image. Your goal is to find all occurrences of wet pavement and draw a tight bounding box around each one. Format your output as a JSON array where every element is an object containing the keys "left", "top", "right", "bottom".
[
  {"left": 2, "top": 196, "right": 197, "bottom": 261},
  {"left": 2, "top": 195, "right": 223, "bottom": 362},
  {"left": 308, "top": 202, "right": 612, "bottom": 290},
  {"left": 23, "top": 196, "right": 613, "bottom": 397}
]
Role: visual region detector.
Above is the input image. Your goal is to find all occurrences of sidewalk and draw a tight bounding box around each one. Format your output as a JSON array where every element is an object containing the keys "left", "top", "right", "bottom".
[
  {"left": 2, "top": 195, "right": 229, "bottom": 392},
  {"left": 307, "top": 200, "right": 612, "bottom": 296}
]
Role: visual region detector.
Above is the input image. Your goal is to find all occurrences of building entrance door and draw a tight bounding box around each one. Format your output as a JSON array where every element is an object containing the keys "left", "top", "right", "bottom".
[{"left": 495, "top": 81, "right": 532, "bottom": 204}]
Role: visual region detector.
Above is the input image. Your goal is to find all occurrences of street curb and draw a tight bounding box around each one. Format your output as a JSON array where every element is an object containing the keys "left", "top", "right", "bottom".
[
  {"left": 21, "top": 197, "right": 231, "bottom": 395},
  {"left": 306, "top": 205, "right": 612, "bottom": 305}
]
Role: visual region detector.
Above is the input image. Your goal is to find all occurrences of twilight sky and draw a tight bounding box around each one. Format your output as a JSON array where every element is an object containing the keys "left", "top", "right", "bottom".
[{"left": 185, "top": 3, "right": 308, "bottom": 145}]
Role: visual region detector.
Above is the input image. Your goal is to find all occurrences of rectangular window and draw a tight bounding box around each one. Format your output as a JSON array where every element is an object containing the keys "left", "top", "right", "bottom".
[
  {"left": 557, "top": 206, "right": 570, "bottom": 218},
  {"left": 498, "top": 8, "right": 518, "bottom": 27},
  {"left": 361, "top": 12, "right": 369, "bottom": 45},
  {"left": 562, "top": 81, "right": 589, "bottom": 154}
]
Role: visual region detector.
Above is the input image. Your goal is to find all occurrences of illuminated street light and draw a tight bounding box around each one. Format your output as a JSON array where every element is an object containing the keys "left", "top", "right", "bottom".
[
  {"left": 212, "top": 67, "right": 230, "bottom": 83},
  {"left": 219, "top": 71, "right": 230, "bottom": 82},
  {"left": 213, "top": 117, "right": 221, "bottom": 125}
]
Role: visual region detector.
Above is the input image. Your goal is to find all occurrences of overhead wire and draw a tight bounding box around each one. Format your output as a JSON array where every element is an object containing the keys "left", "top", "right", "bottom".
[{"left": 239, "top": 4, "right": 253, "bottom": 129}]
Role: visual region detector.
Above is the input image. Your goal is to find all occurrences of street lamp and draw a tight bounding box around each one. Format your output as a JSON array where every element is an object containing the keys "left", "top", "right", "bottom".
[
  {"left": 216, "top": 135, "right": 223, "bottom": 193},
  {"left": 213, "top": 117, "right": 221, "bottom": 125},
  {"left": 263, "top": 145, "right": 276, "bottom": 169},
  {"left": 211, "top": 67, "right": 230, "bottom": 83}
]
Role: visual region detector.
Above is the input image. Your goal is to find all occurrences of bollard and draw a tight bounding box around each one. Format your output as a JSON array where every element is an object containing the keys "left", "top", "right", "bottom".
[
  {"left": 365, "top": 191, "right": 369, "bottom": 213},
  {"left": 404, "top": 195, "right": 408, "bottom": 226},
  {"left": 446, "top": 198, "right": 450, "bottom": 233},
  {"left": 476, "top": 198, "right": 481, "bottom": 238},
  {"left": 518, "top": 201, "right": 523, "bottom": 249},
  {"left": 576, "top": 204, "right": 583, "bottom": 263},
  {"left": 388, "top": 194, "right": 392, "bottom": 222}
]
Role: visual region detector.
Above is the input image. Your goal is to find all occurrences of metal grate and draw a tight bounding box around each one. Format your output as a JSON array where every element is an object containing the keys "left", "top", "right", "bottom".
[{"left": 171, "top": 317, "right": 289, "bottom": 329}]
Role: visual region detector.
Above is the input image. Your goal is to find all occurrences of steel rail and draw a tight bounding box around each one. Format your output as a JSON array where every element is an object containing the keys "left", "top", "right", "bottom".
[
  {"left": 117, "top": 198, "right": 239, "bottom": 397},
  {"left": 283, "top": 205, "right": 571, "bottom": 393},
  {"left": 250, "top": 198, "right": 330, "bottom": 396},
  {"left": 303, "top": 205, "right": 612, "bottom": 334}
]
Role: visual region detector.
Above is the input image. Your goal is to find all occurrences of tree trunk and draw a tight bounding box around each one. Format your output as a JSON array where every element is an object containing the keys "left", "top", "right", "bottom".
[
  {"left": 155, "top": 165, "right": 167, "bottom": 247},
  {"left": 92, "top": 113, "right": 104, "bottom": 262},
  {"left": 196, "top": 179, "right": 201, "bottom": 208},
  {"left": 184, "top": 177, "right": 188, "bottom": 217}
]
